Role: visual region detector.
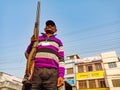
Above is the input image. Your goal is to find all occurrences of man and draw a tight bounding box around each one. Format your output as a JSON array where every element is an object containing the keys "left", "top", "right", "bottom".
[{"left": 25, "top": 20, "right": 65, "bottom": 90}]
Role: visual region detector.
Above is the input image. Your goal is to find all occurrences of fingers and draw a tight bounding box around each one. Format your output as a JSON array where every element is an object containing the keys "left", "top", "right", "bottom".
[
  {"left": 31, "top": 35, "right": 38, "bottom": 42},
  {"left": 57, "top": 77, "right": 64, "bottom": 87}
]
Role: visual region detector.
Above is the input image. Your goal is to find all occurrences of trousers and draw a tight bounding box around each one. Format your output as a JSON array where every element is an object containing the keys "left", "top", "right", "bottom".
[{"left": 30, "top": 68, "right": 58, "bottom": 90}]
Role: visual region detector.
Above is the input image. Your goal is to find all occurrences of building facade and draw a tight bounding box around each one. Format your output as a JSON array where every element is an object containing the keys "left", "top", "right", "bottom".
[
  {"left": 65, "top": 51, "right": 120, "bottom": 90},
  {"left": 64, "top": 54, "right": 80, "bottom": 90},
  {"left": 101, "top": 51, "right": 120, "bottom": 90},
  {"left": 0, "top": 72, "right": 22, "bottom": 90},
  {"left": 75, "top": 55, "right": 108, "bottom": 90}
]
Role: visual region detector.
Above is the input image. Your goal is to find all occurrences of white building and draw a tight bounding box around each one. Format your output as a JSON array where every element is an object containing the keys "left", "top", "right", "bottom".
[
  {"left": 64, "top": 54, "right": 80, "bottom": 90},
  {"left": 0, "top": 72, "right": 22, "bottom": 90},
  {"left": 101, "top": 51, "right": 120, "bottom": 90}
]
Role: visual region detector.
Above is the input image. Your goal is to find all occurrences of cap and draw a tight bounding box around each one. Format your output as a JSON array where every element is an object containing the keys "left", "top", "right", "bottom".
[{"left": 46, "top": 20, "right": 56, "bottom": 27}]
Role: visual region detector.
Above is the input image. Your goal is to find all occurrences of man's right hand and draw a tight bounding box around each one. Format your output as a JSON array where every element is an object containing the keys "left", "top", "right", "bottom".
[{"left": 31, "top": 35, "right": 36, "bottom": 42}]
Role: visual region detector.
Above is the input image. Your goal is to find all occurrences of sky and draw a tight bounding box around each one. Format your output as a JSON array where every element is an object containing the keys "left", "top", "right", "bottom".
[{"left": 0, "top": 0, "right": 120, "bottom": 78}]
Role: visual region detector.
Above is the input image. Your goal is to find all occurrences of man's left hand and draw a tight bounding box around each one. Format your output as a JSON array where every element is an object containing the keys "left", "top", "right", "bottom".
[{"left": 57, "top": 77, "right": 64, "bottom": 87}]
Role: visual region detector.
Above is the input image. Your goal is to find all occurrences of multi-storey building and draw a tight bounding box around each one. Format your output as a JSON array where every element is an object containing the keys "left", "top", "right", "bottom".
[
  {"left": 101, "top": 51, "right": 120, "bottom": 90},
  {"left": 65, "top": 51, "right": 120, "bottom": 90},
  {"left": 64, "top": 54, "right": 80, "bottom": 90},
  {"left": 75, "top": 55, "right": 108, "bottom": 90}
]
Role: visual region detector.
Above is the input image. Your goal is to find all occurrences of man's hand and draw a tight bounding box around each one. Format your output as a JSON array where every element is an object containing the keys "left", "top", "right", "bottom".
[
  {"left": 31, "top": 35, "right": 38, "bottom": 42},
  {"left": 31, "top": 35, "right": 36, "bottom": 42},
  {"left": 57, "top": 77, "right": 64, "bottom": 87}
]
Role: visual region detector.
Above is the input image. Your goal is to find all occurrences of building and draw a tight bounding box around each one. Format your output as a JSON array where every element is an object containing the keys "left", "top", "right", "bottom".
[
  {"left": 64, "top": 54, "right": 80, "bottom": 90},
  {"left": 101, "top": 51, "right": 120, "bottom": 90},
  {"left": 75, "top": 55, "right": 108, "bottom": 90},
  {"left": 65, "top": 51, "right": 120, "bottom": 90},
  {"left": 0, "top": 72, "right": 22, "bottom": 90}
]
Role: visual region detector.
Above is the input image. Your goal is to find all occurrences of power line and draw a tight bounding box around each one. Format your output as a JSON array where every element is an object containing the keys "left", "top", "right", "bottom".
[
  {"left": 0, "top": 67, "right": 25, "bottom": 70},
  {"left": 59, "top": 20, "right": 120, "bottom": 36},
  {"left": 63, "top": 30, "right": 120, "bottom": 44},
  {"left": 64, "top": 37, "right": 120, "bottom": 48},
  {"left": 65, "top": 46, "right": 120, "bottom": 57}
]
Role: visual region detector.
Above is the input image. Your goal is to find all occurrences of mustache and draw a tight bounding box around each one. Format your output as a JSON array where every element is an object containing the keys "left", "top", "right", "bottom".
[{"left": 45, "top": 30, "right": 54, "bottom": 34}]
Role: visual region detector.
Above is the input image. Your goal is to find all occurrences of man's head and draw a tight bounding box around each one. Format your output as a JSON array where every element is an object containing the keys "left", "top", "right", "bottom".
[{"left": 44, "top": 20, "right": 57, "bottom": 34}]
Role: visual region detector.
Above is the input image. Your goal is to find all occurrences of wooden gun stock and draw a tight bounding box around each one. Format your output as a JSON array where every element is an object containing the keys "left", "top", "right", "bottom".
[{"left": 22, "top": 1, "right": 40, "bottom": 85}]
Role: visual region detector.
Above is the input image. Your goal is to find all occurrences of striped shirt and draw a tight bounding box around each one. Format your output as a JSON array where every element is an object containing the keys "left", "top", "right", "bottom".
[{"left": 26, "top": 33, "right": 65, "bottom": 78}]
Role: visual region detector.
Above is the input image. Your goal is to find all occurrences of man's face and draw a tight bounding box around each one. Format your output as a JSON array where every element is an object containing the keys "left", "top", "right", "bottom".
[{"left": 44, "top": 25, "right": 56, "bottom": 34}]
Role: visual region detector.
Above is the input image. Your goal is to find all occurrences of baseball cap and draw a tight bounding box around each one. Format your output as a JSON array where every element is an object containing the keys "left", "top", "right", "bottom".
[{"left": 46, "top": 20, "right": 56, "bottom": 27}]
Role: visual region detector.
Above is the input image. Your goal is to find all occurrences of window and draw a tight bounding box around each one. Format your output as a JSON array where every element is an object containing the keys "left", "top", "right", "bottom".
[
  {"left": 69, "top": 56, "right": 74, "bottom": 59},
  {"left": 118, "top": 57, "right": 120, "bottom": 61},
  {"left": 78, "top": 80, "right": 87, "bottom": 88},
  {"left": 108, "top": 62, "right": 117, "bottom": 68},
  {"left": 89, "top": 80, "right": 96, "bottom": 88},
  {"left": 112, "top": 79, "right": 120, "bottom": 87},
  {"left": 66, "top": 77, "right": 74, "bottom": 84},
  {"left": 86, "top": 64, "right": 93, "bottom": 71},
  {"left": 78, "top": 65, "right": 84, "bottom": 73},
  {"left": 98, "top": 79, "right": 106, "bottom": 88},
  {"left": 67, "top": 77, "right": 74, "bottom": 79},
  {"left": 67, "top": 68, "right": 73, "bottom": 74},
  {"left": 95, "top": 63, "right": 102, "bottom": 70}
]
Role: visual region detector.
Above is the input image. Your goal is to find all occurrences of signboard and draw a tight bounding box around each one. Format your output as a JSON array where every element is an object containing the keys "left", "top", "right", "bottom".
[
  {"left": 76, "top": 71, "right": 104, "bottom": 80},
  {"left": 75, "top": 55, "right": 102, "bottom": 63},
  {"left": 66, "top": 79, "right": 75, "bottom": 84}
]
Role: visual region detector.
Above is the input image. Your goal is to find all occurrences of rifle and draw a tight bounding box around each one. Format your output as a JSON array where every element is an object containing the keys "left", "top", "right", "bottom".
[{"left": 22, "top": 1, "right": 40, "bottom": 89}]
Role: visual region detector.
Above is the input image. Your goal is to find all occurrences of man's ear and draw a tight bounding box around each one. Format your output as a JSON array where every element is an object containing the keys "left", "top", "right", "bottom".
[
  {"left": 54, "top": 28, "right": 57, "bottom": 33},
  {"left": 44, "top": 27, "right": 46, "bottom": 32}
]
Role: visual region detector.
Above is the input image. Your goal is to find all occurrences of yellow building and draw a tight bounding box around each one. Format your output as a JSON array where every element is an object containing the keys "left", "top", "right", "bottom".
[{"left": 75, "top": 55, "right": 109, "bottom": 90}]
